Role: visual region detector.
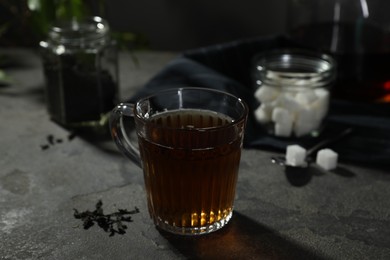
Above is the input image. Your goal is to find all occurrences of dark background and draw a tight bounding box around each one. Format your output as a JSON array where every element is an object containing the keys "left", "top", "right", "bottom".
[
  {"left": 0, "top": 0, "right": 389, "bottom": 52},
  {"left": 105, "top": 0, "right": 287, "bottom": 50},
  {"left": 0, "top": 0, "right": 287, "bottom": 51}
]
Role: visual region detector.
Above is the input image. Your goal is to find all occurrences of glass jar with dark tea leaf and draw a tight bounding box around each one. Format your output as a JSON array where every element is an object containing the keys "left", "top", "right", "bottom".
[{"left": 40, "top": 16, "right": 119, "bottom": 127}]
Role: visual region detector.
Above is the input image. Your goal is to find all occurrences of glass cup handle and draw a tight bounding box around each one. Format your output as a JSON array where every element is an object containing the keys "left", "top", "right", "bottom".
[{"left": 109, "top": 103, "right": 142, "bottom": 168}]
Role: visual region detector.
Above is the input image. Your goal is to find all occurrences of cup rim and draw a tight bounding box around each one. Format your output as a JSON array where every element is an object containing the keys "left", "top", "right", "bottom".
[{"left": 134, "top": 87, "right": 249, "bottom": 131}]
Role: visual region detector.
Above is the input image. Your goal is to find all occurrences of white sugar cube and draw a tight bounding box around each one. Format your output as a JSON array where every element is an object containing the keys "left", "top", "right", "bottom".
[
  {"left": 314, "top": 88, "right": 330, "bottom": 100},
  {"left": 274, "top": 119, "right": 293, "bottom": 137},
  {"left": 316, "top": 149, "right": 338, "bottom": 170},
  {"left": 262, "top": 102, "right": 276, "bottom": 112},
  {"left": 272, "top": 107, "right": 294, "bottom": 137},
  {"left": 296, "top": 89, "right": 317, "bottom": 105},
  {"left": 254, "top": 85, "right": 280, "bottom": 103},
  {"left": 267, "top": 71, "right": 281, "bottom": 80},
  {"left": 286, "top": 145, "right": 307, "bottom": 166},
  {"left": 311, "top": 88, "right": 330, "bottom": 120},
  {"left": 254, "top": 105, "right": 272, "bottom": 123},
  {"left": 311, "top": 99, "right": 328, "bottom": 122},
  {"left": 276, "top": 93, "right": 301, "bottom": 113},
  {"left": 272, "top": 107, "right": 291, "bottom": 123},
  {"left": 255, "top": 84, "right": 330, "bottom": 138},
  {"left": 293, "top": 107, "right": 320, "bottom": 137}
]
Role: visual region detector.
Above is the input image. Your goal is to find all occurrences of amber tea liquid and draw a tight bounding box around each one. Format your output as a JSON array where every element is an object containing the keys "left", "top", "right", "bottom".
[{"left": 137, "top": 109, "right": 243, "bottom": 234}]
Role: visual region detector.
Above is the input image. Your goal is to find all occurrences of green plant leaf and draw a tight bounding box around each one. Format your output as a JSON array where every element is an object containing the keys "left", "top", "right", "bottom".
[
  {"left": 0, "top": 69, "right": 13, "bottom": 86},
  {"left": 55, "top": 0, "right": 89, "bottom": 20},
  {"left": 27, "top": 0, "right": 41, "bottom": 11},
  {"left": 0, "top": 23, "right": 9, "bottom": 38},
  {"left": 28, "top": 0, "right": 57, "bottom": 38}
]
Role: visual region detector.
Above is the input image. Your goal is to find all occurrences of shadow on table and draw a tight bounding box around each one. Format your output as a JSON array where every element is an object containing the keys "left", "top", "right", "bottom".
[
  {"left": 159, "top": 212, "right": 326, "bottom": 260},
  {"left": 64, "top": 116, "right": 136, "bottom": 156},
  {"left": 284, "top": 165, "right": 356, "bottom": 187}
]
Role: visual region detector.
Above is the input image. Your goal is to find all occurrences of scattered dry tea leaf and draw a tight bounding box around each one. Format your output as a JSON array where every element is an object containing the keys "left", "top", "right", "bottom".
[{"left": 73, "top": 200, "right": 139, "bottom": 236}]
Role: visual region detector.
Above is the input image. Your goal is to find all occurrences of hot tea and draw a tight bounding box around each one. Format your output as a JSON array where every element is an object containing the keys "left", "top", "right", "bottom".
[
  {"left": 110, "top": 87, "right": 248, "bottom": 235},
  {"left": 138, "top": 109, "right": 243, "bottom": 233}
]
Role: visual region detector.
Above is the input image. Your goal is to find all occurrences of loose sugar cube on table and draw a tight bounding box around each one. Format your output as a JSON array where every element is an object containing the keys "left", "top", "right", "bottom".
[
  {"left": 286, "top": 145, "right": 307, "bottom": 166},
  {"left": 316, "top": 149, "right": 338, "bottom": 170}
]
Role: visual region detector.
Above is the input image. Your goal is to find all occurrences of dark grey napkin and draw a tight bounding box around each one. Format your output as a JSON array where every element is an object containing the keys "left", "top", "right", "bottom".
[{"left": 128, "top": 36, "right": 390, "bottom": 168}]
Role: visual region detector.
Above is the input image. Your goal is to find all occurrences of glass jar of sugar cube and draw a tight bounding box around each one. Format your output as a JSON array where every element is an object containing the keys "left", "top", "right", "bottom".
[{"left": 253, "top": 49, "right": 336, "bottom": 138}]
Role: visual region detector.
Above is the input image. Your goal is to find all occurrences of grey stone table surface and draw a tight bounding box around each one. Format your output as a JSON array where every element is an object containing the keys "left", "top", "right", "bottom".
[{"left": 1, "top": 49, "right": 389, "bottom": 260}]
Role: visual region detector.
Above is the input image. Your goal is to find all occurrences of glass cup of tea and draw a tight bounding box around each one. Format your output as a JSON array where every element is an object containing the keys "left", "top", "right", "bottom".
[{"left": 109, "top": 87, "right": 248, "bottom": 235}]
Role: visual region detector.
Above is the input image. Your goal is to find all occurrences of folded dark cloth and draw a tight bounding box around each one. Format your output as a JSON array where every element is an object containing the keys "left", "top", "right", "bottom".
[{"left": 128, "top": 36, "right": 390, "bottom": 168}]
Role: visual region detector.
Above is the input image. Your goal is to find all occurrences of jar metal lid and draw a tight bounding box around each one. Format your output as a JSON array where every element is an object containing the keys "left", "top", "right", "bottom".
[{"left": 253, "top": 49, "right": 337, "bottom": 89}]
